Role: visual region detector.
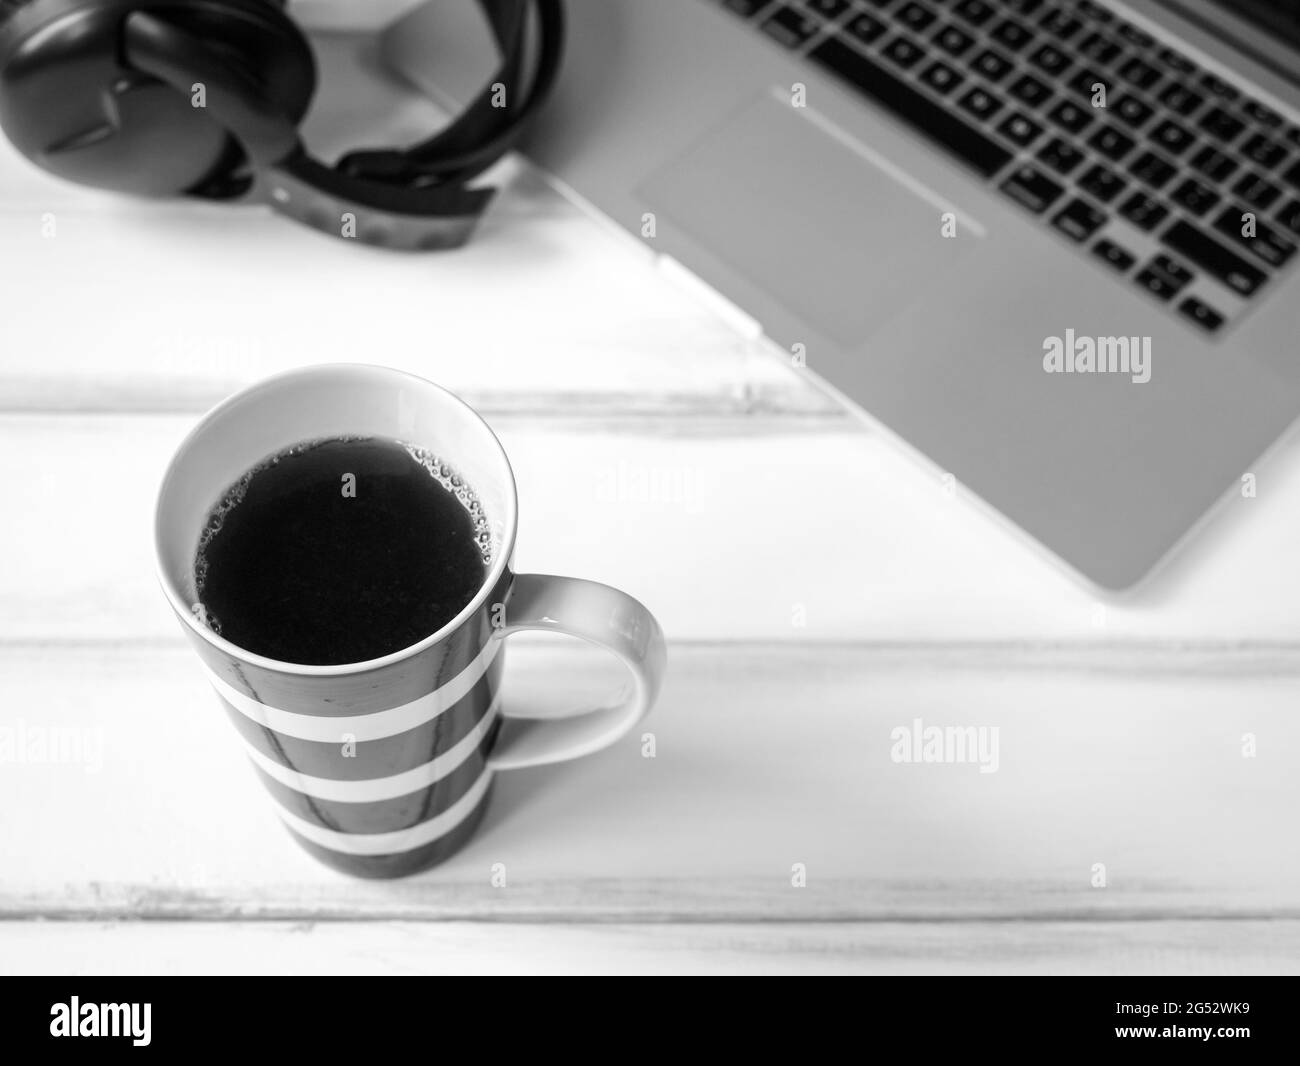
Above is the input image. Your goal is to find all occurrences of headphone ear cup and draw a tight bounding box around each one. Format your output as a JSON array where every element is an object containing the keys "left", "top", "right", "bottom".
[
  {"left": 0, "top": 0, "right": 315, "bottom": 198},
  {"left": 122, "top": 0, "right": 317, "bottom": 196},
  {"left": 163, "top": 0, "right": 316, "bottom": 128}
]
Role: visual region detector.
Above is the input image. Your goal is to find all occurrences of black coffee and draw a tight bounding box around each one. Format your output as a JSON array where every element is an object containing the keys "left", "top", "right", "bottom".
[{"left": 195, "top": 436, "right": 490, "bottom": 665}]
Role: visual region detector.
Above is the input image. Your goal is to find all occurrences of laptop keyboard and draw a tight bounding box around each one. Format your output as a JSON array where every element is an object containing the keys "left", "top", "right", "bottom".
[{"left": 715, "top": 0, "right": 1300, "bottom": 333}]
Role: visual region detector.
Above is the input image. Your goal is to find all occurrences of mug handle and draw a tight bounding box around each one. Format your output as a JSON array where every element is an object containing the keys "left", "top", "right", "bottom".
[{"left": 485, "top": 573, "right": 668, "bottom": 770}]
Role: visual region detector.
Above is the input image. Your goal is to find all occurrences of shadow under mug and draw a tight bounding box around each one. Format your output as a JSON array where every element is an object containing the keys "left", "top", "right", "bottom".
[{"left": 154, "top": 364, "right": 667, "bottom": 878}]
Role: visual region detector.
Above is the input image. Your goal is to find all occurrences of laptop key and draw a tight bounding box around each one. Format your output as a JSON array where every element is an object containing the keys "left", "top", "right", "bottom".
[
  {"left": 997, "top": 111, "right": 1044, "bottom": 146},
  {"left": 972, "top": 48, "right": 1014, "bottom": 82},
  {"left": 1278, "top": 199, "right": 1300, "bottom": 236},
  {"left": 1078, "top": 32, "right": 1121, "bottom": 65},
  {"left": 1047, "top": 99, "right": 1093, "bottom": 134},
  {"left": 1199, "top": 107, "right": 1245, "bottom": 144},
  {"left": 809, "top": 37, "right": 1014, "bottom": 176},
  {"left": 1285, "top": 160, "right": 1300, "bottom": 192},
  {"left": 1245, "top": 218, "right": 1297, "bottom": 270},
  {"left": 1029, "top": 42, "right": 1071, "bottom": 74},
  {"left": 959, "top": 86, "right": 1003, "bottom": 120},
  {"left": 1077, "top": 1, "right": 1112, "bottom": 22},
  {"left": 920, "top": 60, "right": 964, "bottom": 95},
  {"left": 1117, "top": 56, "right": 1162, "bottom": 91},
  {"left": 1240, "top": 134, "right": 1287, "bottom": 169},
  {"left": 1000, "top": 164, "right": 1065, "bottom": 213},
  {"left": 1119, "top": 190, "right": 1169, "bottom": 231},
  {"left": 1128, "top": 150, "right": 1176, "bottom": 189},
  {"left": 952, "top": 0, "right": 995, "bottom": 26},
  {"left": 1135, "top": 268, "right": 1180, "bottom": 300},
  {"left": 882, "top": 35, "right": 927, "bottom": 68},
  {"left": 804, "top": 0, "right": 852, "bottom": 17},
  {"left": 1190, "top": 145, "right": 1237, "bottom": 183},
  {"left": 1068, "top": 66, "right": 1109, "bottom": 100},
  {"left": 1158, "top": 83, "right": 1203, "bottom": 116},
  {"left": 1163, "top": 219, "right": 1267, "bottom": 295},
  {"left": 1152, "top": 253, "right": 1194, "bottom": 287},
  {"left": 1038, "top": 10, "right": 1083, "bottom": 40},
  {"left": 1114, "top": 95, "right": 1155, "bottom": 129},
  {"left": 1052, "top": 197, "right": 1106, "bottom": 242},
  {"left": 1233, "top": 172, "right": 1281, "bottom": 210},
  {"left": 722, "top": 0, "right": 765, "bottom": 17},
  {"left": 845, "top": 12, "right": 888, "bottom": 45},
  {"left": 761, "top": 6, "right": 822, "bottom": 48},
  {"left": 1037, "top": 136, "right": 1084, "bottom": 175},
  {"left": 895, "top": 2, "right": 938, "bottom": 32},
  {"left": 1008, "top": 73, "right": 1052, "bottom": 107},
  {"left": 1178, "top": 296, "right": 1225, "bottom": 331},
  {"left": 934, "top": 23, "right": 976, "bottom": 56},
  {"left": 1212, "top": 206, "right": 1297, "bottom": 268},
  {"left": 1241, "top": 100, "right": 1283, "bottom": 128},
  {"left": 1200, "top": 73, "right": 1239, "bottom": 101},
  {"left": 1090, "top": 124, "right": 1137, "bottom": 162},
  {"left": 991, "top": 18, "right": 1034, "bottom": 51},
  {"left": 1116, "top": 22, "right": 1154, "bottom": 49},
  {"left": 1171, "top": 178, "right": 1220, "bottom": 216},
  {"left": 1093, "top": 238, "right": 1136, "bottom": 271},
  {"left": 1078, "top": 163, "right": 1127, "bottom": 202},
  {"left": 1003, "top": 0, "right": 1044, "bottom": 13},
  {"left": 1149, "top": 119, "right": 1195, "bottom": 156},
  {"left": 1157, "top": 47, "right": 1196, "bottom": 74}
]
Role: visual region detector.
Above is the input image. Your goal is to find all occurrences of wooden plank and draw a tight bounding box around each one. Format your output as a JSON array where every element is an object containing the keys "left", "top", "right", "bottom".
[
  {"left": 1, "top": 644, "right": 1297, "bottom": 921},
  {"left": 0, "top": 187, "right": 794, "bottom": 414},
  {"left": 3, "top": 919, "right": 1297, "bottom": 975},
  {"left": 5, "top": 415, "right": 1300, "bottom": 644}
]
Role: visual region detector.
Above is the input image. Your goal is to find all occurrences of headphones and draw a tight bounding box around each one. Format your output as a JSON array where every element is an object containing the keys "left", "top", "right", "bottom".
[{"left": 0, "top": 0, "right": 564, "bottom": 249}]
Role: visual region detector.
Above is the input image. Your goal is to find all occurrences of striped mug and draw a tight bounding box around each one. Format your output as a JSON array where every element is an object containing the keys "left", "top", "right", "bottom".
[{"left": 154, "top": 364, "right": 667, "bottom": 878}]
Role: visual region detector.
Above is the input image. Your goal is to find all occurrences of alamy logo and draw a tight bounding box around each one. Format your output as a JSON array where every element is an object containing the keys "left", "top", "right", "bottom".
[
  {"left": 50, "top": 998, "right": 151, "bottom": 1046},
  {"left": 890, "top": 718, "right": 1000, "bottom": 774},
  {"left": 1043, "top": 329, "right": 1151, "bottom": 384},
  {"left": 0, "top": 720, "right": 103, "bottom": 773}
]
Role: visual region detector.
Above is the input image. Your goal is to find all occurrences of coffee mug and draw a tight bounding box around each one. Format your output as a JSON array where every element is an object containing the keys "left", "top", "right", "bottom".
[{"left": 154, "top": 364, "right": 667, "bottom": 878}]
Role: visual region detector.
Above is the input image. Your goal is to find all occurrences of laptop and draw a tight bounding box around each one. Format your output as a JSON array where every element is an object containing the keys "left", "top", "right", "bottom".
[{"left": 386, "top": 0, "right": 1300, "bottom": 591}]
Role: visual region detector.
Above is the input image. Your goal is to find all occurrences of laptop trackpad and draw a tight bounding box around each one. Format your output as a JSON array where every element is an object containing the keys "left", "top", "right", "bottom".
[{"left": 638, "top": 93, "right": 979, "bottom": 346}]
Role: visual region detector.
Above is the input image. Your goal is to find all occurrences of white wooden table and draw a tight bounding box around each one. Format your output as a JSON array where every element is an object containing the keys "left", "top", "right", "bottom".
[{"left": 1, "top": 22, "right": 1298, "bottom": 976}]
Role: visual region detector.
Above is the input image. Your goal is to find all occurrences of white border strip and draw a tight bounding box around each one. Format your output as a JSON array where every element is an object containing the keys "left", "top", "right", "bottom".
[
  {"left": 278, "top": 768, "right": 494, "bottom": 855},
  {"left": 203, "top": 636, "right": 503, "bottom": 742},
  {"left": 244, "top": 695, "right": 501, "bottom": 802}
]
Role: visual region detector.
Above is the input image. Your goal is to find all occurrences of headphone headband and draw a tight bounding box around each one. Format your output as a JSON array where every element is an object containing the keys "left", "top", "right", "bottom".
[
  {"left": 279, "top": 0, "right": 565, "bottom": 249},
  {"left": 0, "top": 0, "right": 565, "bottom": 249}
]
